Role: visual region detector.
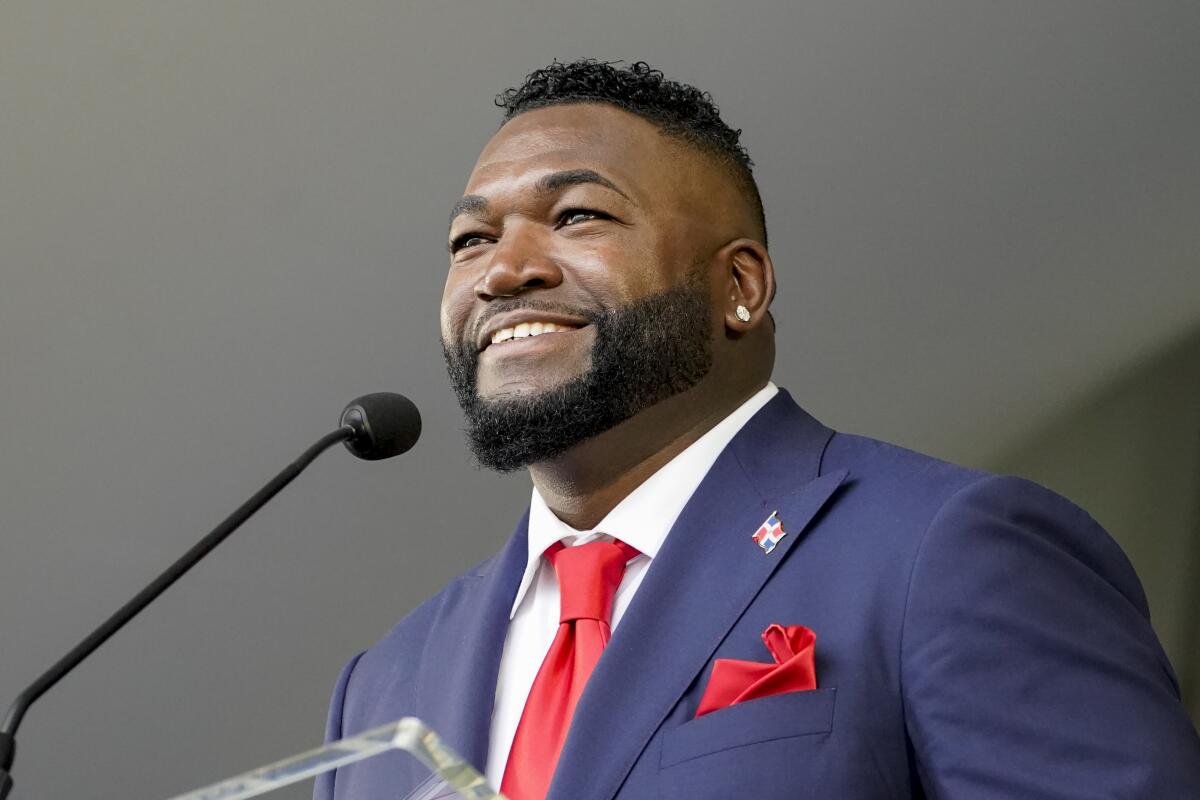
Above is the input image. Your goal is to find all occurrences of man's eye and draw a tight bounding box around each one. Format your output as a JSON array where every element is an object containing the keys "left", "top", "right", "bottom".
[
  {"left": 449, "top": 233, "right": 490, "bottom": 253},
  {"left": 558, "top": 209, "right": 608, "bottom": 226}
]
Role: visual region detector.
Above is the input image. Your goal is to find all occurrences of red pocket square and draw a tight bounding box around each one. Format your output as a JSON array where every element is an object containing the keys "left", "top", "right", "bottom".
[{"left": 694, "top": 624, "right": 817, "bottom": 718}]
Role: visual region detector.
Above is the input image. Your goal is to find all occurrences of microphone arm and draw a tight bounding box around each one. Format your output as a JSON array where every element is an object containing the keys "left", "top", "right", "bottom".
[{"left": 0, "top": 424, "right": 356, "bottom": 800}]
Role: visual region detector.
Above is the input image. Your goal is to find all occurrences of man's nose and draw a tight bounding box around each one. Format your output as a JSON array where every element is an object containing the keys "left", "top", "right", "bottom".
[{"left": 474, "top": 225, "right": 562, "bottom": 299}]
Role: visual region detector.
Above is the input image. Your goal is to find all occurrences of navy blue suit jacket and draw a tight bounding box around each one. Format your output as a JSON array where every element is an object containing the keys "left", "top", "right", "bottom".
[{"left": 317, "top": 390, "right": 1200, "bottom": 799}]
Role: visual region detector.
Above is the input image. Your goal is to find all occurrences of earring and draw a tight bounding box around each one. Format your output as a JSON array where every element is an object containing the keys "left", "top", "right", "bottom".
[{"left": 735, "top": 305, "right": 751, "bottom": 322}]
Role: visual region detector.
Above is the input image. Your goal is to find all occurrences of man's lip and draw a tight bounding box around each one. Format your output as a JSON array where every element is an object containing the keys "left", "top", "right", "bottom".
[{"left": 476, "top": 311, "right": 591, "bottom": 352}]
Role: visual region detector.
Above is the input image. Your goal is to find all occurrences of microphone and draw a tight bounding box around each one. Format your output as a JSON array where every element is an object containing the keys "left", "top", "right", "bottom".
[
  {"left": 340, "top": 392, "right": 422, "bottom": 460},
  {"left": 0, "top": 393, "right": 421, "bottom": 799}
]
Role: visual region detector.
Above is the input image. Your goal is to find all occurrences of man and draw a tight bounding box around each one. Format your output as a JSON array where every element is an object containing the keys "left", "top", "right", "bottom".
[{"left": 317, "top": 61, "right": 1200, "bottom": 799}]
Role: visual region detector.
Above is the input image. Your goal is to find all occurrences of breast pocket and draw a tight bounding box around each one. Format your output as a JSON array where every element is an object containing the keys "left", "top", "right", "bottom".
[{"left": 658, "top": 688, "right": 836, "bottom": 799}]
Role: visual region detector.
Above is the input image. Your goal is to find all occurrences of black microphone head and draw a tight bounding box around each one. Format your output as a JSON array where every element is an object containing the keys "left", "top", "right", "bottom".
[{"left": 339, "top": 393, "right": 421, "bottom": 460}]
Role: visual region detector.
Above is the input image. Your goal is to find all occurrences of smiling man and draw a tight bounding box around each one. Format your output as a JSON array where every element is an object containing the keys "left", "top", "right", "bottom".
[{"left": 317, "top": 61, "right": 1200, "bottom": 800}]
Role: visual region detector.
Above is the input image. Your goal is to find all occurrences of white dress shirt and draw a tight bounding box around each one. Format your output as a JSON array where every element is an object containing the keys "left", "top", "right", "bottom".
[{"left": 484, "top": 382, "right": 779, "bottom": 786}]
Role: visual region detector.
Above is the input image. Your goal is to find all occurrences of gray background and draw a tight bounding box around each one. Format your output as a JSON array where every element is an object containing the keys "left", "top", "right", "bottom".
[{"left": 2, "top": 2, "right": 1198, "bottom": 798}]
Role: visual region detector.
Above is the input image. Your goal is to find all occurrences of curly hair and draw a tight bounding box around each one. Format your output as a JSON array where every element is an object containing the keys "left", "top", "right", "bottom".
[{"left": 496, "top": 60, "right": 767, "bottom": 246}]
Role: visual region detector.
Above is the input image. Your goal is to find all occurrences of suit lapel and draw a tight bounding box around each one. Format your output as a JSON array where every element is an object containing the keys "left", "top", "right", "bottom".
[
  {"left": 547, "top": 392, "right": 847, "bottom": 800},
  {"left": 414, "top": 510, "right": 529, "bottom": 774}
]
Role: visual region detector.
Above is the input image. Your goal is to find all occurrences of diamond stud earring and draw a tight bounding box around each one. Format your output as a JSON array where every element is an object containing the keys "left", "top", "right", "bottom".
[{"left": 735, "top": 305, "right": 751, "bottom": 322}]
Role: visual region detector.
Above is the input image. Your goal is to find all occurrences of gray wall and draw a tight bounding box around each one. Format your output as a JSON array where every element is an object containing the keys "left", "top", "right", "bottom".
[{"left": 2, "top": 2, "right": 1198, "bottom": 798}]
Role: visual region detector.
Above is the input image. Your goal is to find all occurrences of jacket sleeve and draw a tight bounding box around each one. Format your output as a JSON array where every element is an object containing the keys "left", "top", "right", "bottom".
[
  {"left": 312, "top": 651, "right": 365, "bottom": 800},
  {"left": 901, "top": 474, "right": 1200, "bottom": 798}
]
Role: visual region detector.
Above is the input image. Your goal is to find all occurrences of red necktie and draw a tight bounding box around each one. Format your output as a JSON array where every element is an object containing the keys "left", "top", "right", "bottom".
[{"left": 501, "top": 539, "right": 640, "bottom": 800}]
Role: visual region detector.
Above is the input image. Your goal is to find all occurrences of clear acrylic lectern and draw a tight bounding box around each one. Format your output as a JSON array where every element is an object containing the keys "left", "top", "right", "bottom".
[{"left": 164, "top": 718, "right": 504, "bottom": 800}]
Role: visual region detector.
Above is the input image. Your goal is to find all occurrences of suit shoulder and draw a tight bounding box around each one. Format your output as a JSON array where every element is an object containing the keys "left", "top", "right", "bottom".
[
  {"left": 821, "top": 430, "right": 988, "bottom": 516},
  {"left": 819, "top": 432, "right": 1134, "bottom": 574},
  {"left": 823, "top": 430, "right": 1149, "bottom": 614},
  {"left": 919, "top": 471, "right": 1152, "bottom": 618}
]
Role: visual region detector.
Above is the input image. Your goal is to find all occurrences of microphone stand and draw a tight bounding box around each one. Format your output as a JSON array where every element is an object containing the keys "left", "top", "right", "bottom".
[{"left": 0, "top": 425, "right": 355, "bottom": 799}]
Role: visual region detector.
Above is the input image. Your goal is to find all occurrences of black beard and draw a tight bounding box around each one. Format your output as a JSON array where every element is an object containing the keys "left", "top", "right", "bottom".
[{"left": 442, "top": 279, "right": 714, "bottom": 472}]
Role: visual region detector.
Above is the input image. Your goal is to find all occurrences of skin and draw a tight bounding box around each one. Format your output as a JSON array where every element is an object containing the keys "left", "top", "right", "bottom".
[{"left": 441, "top": 102, "right": 777, "bottom": 529}]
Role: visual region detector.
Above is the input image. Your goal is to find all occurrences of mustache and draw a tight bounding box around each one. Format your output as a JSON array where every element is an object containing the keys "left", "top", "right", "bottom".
[{"left": 465, "top": 298, "right": 601, "bottom": 350}]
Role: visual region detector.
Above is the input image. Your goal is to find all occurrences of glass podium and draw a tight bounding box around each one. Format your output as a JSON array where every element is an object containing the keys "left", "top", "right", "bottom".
[{"left": 164, "top": 718, "right": 504, "bottom": 800}]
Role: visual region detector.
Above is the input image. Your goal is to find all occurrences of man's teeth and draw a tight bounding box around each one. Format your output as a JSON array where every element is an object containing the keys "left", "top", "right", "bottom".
[{"left": 491, "top": 321, "right": 575, "bottom": 345}]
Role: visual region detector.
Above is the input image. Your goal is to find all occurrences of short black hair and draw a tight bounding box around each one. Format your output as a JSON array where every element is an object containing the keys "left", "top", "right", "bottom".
[{"left": 496, "top": 60, "right": 767, "bottom": 247}]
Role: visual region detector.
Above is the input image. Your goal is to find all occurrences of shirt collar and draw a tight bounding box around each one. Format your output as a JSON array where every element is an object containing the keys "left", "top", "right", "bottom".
[{"left": 511, "top": 382, "right": 779, "bottom": 619}]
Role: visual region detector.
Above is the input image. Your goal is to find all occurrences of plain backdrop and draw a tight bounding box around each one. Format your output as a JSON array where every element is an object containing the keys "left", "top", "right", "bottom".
[{"left": 2, "top": 2, "right": 1198, "bottom": 798}]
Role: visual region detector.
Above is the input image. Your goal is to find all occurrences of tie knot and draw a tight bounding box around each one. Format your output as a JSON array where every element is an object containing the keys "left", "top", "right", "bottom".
[{"left": 546, "top": 539, "right": 639, "bottom": 624}]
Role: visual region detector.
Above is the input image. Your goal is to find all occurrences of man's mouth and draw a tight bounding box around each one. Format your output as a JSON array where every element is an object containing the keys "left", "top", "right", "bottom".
[
  {"left": 476, "top": 310, "right": 592, "bottom": 352},
  {"left": 488, "top": 320, "right": 582, "bottom": 346}
]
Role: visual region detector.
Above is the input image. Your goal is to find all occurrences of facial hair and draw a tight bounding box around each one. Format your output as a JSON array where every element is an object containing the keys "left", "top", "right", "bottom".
[{"left": 442, "top": 277, "right": 714, "bottom": 472}]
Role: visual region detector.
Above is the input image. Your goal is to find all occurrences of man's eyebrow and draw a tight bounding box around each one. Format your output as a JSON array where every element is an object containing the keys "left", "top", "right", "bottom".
[
  {"left": 448, "top": 169, "right": 635, "bottom": 230},
  {"left": 448, "top": 195, "right": 488, "bottom": 228},
  {"left": 534, "top": 169, "right": 634, "bottom": 203}
]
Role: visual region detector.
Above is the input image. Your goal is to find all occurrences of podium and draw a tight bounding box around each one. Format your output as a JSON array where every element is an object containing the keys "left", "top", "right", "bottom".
[{"left": 165, "top": 718, "right": 504, "bottom": 800}]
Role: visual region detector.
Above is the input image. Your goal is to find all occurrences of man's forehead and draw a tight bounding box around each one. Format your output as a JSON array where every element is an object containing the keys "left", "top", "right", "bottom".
[
  {"left": 465, "top": 104, "right": 673, "bottom": 191},
  {"left": 453, "top": 103, "right": 745, "bottom": 237},
  {"left": 483, "top": 104, "right": 662, "bottom": 155}
]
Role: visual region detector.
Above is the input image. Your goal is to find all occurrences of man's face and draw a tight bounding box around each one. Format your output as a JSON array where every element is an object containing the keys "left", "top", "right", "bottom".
[{"left": 440, "top": 103, "right": 733, "bottom": 469}]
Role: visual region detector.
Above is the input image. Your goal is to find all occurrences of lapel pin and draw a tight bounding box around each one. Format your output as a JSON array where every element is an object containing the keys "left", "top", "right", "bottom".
[{"left": 751, "top": 510, "right": 786, "bottom": 554}]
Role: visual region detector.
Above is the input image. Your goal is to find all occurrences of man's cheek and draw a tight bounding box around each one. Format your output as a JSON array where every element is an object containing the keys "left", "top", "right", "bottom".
[{"left": 439, "top": 303, "right": 467, "bottom": 349}]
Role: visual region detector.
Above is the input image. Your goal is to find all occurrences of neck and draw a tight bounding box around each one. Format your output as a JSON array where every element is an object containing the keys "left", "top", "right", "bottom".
[{"left": 529, "top": 378, "right": 767, "bottom": 530}]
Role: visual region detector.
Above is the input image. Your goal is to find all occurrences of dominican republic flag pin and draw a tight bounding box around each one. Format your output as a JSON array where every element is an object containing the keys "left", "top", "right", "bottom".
[{"left": 752, "top": 511, "right": 786, "bottom": 554}]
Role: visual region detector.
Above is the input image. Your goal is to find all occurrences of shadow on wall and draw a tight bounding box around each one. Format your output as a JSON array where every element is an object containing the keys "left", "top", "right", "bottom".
[{"left": 990, "top": 325, "right": 1200, "bottom": 724}]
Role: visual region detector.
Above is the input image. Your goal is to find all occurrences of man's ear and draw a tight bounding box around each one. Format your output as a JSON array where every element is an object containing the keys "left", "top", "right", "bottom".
[{"left": 717, "top": 238, "right": 774, "bottom": 333}]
